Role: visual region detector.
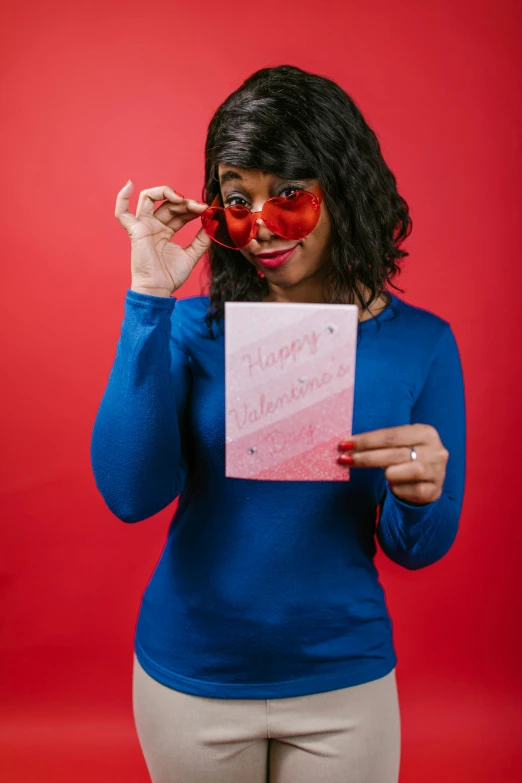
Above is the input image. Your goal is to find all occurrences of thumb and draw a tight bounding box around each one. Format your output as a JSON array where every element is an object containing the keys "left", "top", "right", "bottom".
[{"left": 184, "top": 226, "right": 212, "bottom": 267}]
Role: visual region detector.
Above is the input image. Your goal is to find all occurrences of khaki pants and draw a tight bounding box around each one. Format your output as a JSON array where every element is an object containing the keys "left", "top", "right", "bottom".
[{"left": 132, "top": 653, "right": 401, "bottom": 783}]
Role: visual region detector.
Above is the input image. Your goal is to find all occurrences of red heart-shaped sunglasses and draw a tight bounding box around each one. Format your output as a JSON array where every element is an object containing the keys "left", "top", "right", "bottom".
[{"left": 201, "top": 185, "right": 323, "bottom": 250}]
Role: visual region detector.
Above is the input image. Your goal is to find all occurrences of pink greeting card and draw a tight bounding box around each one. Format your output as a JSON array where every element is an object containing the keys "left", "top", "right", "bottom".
[{"left": 225, "top": 302, "right": 359, "bottom": 481}]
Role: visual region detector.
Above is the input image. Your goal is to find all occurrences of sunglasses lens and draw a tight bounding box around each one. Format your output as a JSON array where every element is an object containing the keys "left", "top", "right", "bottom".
[
  {"left": 264, "top": 191, "right": 321, "bottom": 239},
  {"left": 202, "top": 205, "right": 252, "bottom": 249},
  {"left": 225, "top": 206, "right": 255, "bottom": 247}
]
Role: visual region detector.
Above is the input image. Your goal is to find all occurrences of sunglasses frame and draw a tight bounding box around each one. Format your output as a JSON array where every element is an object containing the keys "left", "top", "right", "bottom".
[{"left": 201, "top": 184, "right": 324, "bottom": 250}]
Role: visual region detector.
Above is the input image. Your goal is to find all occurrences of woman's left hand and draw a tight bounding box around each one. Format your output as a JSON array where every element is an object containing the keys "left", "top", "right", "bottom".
[{"left": 337, "top": 424, "right": 449, "bottom": 505}]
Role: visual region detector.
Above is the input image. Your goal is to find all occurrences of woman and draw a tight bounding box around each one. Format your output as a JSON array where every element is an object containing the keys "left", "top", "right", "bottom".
[{"left": 91, "top": 65, "right": 466, "bottom": 782}]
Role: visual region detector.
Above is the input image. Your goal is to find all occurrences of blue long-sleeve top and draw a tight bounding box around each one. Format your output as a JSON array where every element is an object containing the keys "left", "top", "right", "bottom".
[{"left": 90, "top": 288, "right": 466, "bottom": 699}]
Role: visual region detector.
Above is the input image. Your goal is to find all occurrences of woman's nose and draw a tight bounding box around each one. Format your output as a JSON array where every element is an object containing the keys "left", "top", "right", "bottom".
[{"left": 252, "top": 218, "right": 275, "bottom": 241}]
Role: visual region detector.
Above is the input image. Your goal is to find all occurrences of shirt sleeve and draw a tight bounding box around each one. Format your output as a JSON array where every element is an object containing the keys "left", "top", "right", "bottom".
[
  {"left": 376, "top": 324, "right": 467, "bottom": 569},
  {"left": 90, "top": 289, "right": 192, "bottom": 523}
]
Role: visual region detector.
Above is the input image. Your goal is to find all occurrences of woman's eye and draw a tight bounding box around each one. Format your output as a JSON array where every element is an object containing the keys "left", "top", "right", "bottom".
[
  {"left": 225, "top": 195, "right": 249, "bottom": 207},
  {"left": 279, "top": 187, "right": 302, "bottom": 199}
]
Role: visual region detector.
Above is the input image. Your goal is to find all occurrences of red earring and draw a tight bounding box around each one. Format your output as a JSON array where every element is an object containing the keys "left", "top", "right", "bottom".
[{"left": 256, "top": 269, "right": 265, "bottom": 279}]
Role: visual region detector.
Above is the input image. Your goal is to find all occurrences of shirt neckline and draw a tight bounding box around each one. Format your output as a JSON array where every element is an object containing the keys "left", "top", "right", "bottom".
[
  {"left": 204, "top": 291, "right": 399, "bottom": 326},
  {"left": 358, "top": 291, "right": 398, "bottom": 327}
]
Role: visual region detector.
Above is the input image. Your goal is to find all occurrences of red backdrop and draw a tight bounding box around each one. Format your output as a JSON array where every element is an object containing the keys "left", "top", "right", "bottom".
[{"left": 2, "top": 0, "right": 521, "bottom": 780}]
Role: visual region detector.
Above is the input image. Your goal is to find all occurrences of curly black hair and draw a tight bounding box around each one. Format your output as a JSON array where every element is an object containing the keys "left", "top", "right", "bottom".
[{"left": 200, "top": 64, "right": 410, "bottom": 339}]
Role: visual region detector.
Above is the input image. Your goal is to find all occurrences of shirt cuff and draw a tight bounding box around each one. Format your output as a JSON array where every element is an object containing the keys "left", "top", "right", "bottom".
[
  {"left": 126, "top": 288, "right": 177, "bottom": 308},
  {"left": 125, "top": 289, "right": 177, "bottom": 323},
  {"left": 385, "top": 485, "right": 445, "bottom": 526}
]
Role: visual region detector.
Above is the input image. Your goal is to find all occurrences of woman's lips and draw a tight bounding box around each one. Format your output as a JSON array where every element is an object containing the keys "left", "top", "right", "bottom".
[{"left": 256, "top": 245, "right": 298, "bottom": 268}]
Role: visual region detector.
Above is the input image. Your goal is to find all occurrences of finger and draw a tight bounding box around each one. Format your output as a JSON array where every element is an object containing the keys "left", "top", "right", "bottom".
[
  {"left": 185, "top": 199, "right": 208, "bottom": 212},
  {"left": 135, "top": 186, "right": 186, "bottom": 220},
  {"left": 343, "top": 445, "right": 428, "bottom": 469},
  {"left": 384, "top": 459, "right": 434, "bottom": 483},
  {"left": 153, "top": 198, "right": 207, "bottom": 227},
  {"left": 115, "top": 180, "right": 138, "bottom": 231},
  {"left": 387, "top": 481, "right": 440, "bottom": 505},
  {"left": 342, "top": 423, "right": 437, "bottom": 452},
  {"left": 184, "top": 226, "right": 212, "bottom": 267}
]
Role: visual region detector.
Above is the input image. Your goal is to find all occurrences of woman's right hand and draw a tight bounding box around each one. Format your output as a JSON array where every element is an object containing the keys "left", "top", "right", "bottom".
[{"left": 115, "top": 180, "right": 212, "bottom": 297}]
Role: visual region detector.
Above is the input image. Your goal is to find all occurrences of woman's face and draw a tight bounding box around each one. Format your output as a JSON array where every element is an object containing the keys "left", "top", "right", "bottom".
[{"left": 217, "top": 165, "right": 332, "bottom": 298}]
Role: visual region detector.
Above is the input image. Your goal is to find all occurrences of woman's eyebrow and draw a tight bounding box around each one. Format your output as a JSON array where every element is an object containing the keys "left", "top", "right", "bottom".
[{"left": 219, "top": 170, "right": 243, "bottom": 186}]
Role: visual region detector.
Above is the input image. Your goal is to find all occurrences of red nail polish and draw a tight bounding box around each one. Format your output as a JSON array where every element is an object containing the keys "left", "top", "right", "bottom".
[
  {"left": 338, "top": 440, "right": 355, "bottom": 451},
  {"left": 337, "top": 454, "right": 354, "bottom": 466}
]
